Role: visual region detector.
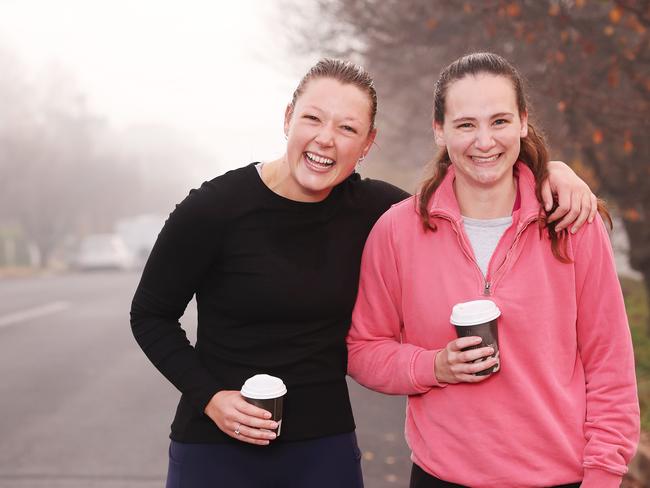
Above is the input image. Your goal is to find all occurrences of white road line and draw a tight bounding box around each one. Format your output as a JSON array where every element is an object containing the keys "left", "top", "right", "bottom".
[{"left": 0, "top": 301, "right": 71, "bottom": 328}]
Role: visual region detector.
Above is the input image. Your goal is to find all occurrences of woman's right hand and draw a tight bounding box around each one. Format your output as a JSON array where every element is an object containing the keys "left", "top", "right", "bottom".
[
  {"left": 204, "top": 390, "right": 279, "bottom": 445},
  {"left": 435, "top": 336, "right": 497, "bottom": 384}
]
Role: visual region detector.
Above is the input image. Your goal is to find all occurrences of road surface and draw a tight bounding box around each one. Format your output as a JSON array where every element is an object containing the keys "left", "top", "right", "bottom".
[{"left": 0, "top": 271, "right": 411, "bottom": 488}]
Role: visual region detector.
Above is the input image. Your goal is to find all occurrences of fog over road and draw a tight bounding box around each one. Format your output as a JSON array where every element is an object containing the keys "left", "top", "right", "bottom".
[{"left": 0, "top": 272, "right": 410, "bottom": 488}]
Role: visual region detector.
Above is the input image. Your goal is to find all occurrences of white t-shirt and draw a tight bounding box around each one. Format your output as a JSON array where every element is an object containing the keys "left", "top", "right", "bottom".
[{"left": 462, "top": 216, "right": 513, "bottom": 277}]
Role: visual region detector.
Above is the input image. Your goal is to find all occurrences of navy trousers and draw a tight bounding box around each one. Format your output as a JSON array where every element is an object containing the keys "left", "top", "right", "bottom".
[{"left": 166, "top": 431, "right": 363, "bottom": 488}]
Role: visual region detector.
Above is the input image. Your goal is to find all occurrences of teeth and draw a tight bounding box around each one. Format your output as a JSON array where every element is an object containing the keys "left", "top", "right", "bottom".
[
  {"left": 472, "top": 154, "right": 500, "bottom": 163},
  {"left": 306, "top": 152, "right": 335, "bottom": 165}
]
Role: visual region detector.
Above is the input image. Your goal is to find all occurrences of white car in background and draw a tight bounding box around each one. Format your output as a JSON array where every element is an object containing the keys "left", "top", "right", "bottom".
[
  {"left": 74, "top": 234, "right": 134, "bottom": 271},
  {"left": 115, "top": 214, "right": 166, "bottom": 268}
]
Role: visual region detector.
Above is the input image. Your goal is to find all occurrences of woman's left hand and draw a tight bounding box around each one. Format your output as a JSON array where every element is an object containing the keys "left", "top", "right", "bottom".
[{"left": 542, "top": 160, "right": 598, "bottom": 234}]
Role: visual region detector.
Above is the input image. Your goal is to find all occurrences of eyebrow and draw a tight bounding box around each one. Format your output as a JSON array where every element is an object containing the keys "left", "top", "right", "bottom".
[
  {"left": 302, "top": 105, "right": 363, "bottom": 123},
  {"left": 451, "top": 112, "right": 515, "bottom": 123}
]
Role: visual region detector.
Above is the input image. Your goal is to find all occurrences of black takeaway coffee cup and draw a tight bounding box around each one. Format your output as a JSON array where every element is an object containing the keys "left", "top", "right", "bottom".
[
  {"left": 450, "top": 299, "right": 501, "bottom": 376},
  {"left": 240, "top": 374, "right": 287, "bottom": 436}
]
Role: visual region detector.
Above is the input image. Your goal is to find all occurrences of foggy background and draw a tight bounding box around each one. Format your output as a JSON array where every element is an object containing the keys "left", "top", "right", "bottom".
[{"left": 1, "top": 1, "right": 648, "bottom": 487}]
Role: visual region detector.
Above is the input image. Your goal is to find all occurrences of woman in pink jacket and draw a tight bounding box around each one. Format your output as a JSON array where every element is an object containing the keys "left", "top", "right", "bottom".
[{"left": 347, "top": 52, "right": 639, "bottom": 488}]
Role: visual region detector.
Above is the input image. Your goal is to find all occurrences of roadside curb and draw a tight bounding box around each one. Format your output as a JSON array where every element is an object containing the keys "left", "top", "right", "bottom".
[
  {"left": 0, "top": 267, "right": 42, "bottom": 279},
  {"left": 0, "top": 266, "right": 67, "bottom": 279}
]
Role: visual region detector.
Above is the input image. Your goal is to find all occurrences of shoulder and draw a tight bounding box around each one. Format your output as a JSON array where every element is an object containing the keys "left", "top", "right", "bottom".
[
  {"left": 356, "top": 175, "right": 410, "bottom": 201},
  {"left": 344, "top": 173, "right": 410, "bottom": 211},
  {"left": 568, "top": 212, "right": 613, "bottom": 259},
  {"left": 171, "top": 164, "right": 257, "bottom": 225},
  {"left": 203, "top": 163, "right": 258, "bottom": 197},
  {"left": 382, "top": 195, "right": 419, "bottom": 221},
  {"left": 370, "top": 195, "right": 419, "bottom": 235},
  {"left": 571, "top": 213, "right": 611, "bottom": 243}
]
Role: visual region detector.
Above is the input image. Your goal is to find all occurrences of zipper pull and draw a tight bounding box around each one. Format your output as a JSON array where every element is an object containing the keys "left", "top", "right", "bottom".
[{"left": 484, "top": 281, "right": 491, "bottom": 296}]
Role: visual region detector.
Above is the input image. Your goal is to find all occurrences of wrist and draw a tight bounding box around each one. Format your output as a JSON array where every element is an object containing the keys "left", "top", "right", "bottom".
[
  {"left": 581, "top": 468, "right": 622, "bottom": 488},
  {"left": 203, "top": 390, "right": 224, "bottom": 415},
  {"left": 413, "top": 349, "right": 446, "bottom": 388},
  {"left": 434, "top": 350, "right": 448, "bottom": 384}
]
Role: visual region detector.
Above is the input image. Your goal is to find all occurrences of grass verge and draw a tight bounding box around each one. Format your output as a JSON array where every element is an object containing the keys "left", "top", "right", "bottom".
[{"left": 621, "top": 277, "right": 650, "bottom": 431}]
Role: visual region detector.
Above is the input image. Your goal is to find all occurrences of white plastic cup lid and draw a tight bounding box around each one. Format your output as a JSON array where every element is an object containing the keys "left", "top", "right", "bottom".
[
  {"left": 241, "top": 374, "right": 287, "bottom": 399},
  {"left": 450, "top": 300, "right": 501, "bottom": 326}
]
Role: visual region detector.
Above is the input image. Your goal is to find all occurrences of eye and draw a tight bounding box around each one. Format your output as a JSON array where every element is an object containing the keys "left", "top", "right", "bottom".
[
  {"left": 303, "top": 114, "right": 319, "bottom": 122},
  {"left": 493, "top": 118, "right": 509, "bottom": 126},
  {"left": 457, "top": 122, "right": 473, "bottom": 129},
  {"left": 341, "top": 125, "right": 358, "bottom": 134}
]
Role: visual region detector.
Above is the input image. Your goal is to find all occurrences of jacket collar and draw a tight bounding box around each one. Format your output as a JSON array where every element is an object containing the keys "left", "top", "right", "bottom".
[{"left": 428, "top": 161, "right": 541, "bottom": 224}]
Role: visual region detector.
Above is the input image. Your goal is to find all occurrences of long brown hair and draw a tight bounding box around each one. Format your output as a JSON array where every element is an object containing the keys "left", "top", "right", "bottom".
[{"left": 418, "top": 52, "right": 609, "bottom": 262}]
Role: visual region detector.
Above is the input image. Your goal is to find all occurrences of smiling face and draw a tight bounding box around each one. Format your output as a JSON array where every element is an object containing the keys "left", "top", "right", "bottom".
[
  {"left": 434, "top": 73, "right": 528, "bottom": 191},
  {"left": 280, "top": 77, "right": 376, "bottom": 202}
]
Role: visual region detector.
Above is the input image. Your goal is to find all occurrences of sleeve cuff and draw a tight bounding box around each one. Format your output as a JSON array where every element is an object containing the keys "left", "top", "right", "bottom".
[
  {"left": 412, "top": 349, "right": 447, "bottom": 389},
  {"left": 581, "top": 467, "right": 623, "bottom": 488},
  {"left": 188, "top": 382, "right": 222, "bottom": 414}
]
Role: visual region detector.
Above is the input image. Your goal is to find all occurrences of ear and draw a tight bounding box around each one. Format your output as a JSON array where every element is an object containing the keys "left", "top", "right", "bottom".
[
  {"left": 519, "top": 110, "right": 528, "bottom": 138},
  {"left": 283, "top": 104, "right": 293, "bottom": 138},
  {"left": 362, "top": 128, "right": 378, "bottom": 158},
  {"left": 433, "top": 121, "right": 446, "bottom": 147}
]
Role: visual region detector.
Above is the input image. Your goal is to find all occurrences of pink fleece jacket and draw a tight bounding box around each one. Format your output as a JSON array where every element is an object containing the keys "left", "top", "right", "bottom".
[{"left": 347, "top": 163, "right": 639, "bottom": 488}]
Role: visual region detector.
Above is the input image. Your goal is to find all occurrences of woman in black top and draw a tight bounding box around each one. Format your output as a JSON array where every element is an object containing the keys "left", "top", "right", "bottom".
[{"left": 131, "top": 58, "right": 596, "bottom": 488}]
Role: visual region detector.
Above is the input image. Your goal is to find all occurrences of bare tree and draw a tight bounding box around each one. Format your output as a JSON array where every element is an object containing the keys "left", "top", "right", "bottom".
[{"left": 0, "top": 48, "right": 210, "bottom": 267}]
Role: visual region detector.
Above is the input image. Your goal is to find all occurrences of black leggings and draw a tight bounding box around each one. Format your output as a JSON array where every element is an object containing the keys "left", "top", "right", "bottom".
[{"left": 409, "top": 463, "right": 581, "bottom": 488}]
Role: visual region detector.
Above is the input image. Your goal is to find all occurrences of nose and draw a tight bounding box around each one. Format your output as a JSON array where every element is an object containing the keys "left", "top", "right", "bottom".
[
  {"left": 474, "top": 127, "right": 496, "bottom": 152},
  {"left": 314, "top": 123, "right": 335, "bottom": 147}
]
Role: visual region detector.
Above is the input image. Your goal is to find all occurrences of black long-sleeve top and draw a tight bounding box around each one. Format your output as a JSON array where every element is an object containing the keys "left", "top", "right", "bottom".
[{"left": 130, "top": 163, "right": 408, "bottom": 442}]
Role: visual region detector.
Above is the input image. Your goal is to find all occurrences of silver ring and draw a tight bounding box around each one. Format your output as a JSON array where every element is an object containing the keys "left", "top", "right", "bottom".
[{"left": 234, "top": 423, "right": 241, "bottom": 436}]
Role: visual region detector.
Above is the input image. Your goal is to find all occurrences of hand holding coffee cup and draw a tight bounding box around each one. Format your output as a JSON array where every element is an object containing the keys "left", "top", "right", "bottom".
[
  {"left": 203, "top": 388, "right": 281, "bottom": 446},
  {"left": 435, "top": 300, "right": 501, "bottom": 384},
  {"left": 241, "top": 374, "right": 287, "bottom": 437},
  {"left": 450, "top": 300, "right": 501, "bottom": 375}
]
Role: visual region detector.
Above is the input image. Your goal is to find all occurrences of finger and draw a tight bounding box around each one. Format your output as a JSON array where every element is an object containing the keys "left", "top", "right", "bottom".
[
  {"left": 237, "top": 413, "right": 279, "bottom": 431},
  {"left": 233, "top": 430, "right": 272, "bottom": 446},
  {"left": 458, "top": 346, "right": 495, "bottom": 364},
  {"left": 455, "top": 371, "right": 493, "bottom": 383},
  {"left": 467, "top": 356, "right": 499, "bottom": 375},
  {"left": 547, "top": 189, "right": 571, "bottom": 227},
  {"left": 570, "top": 191, "right": 592, "bottom": 234},
  {"left": 540, "top": 178, "right": 553, "bottom": 211},
  {"left": 453, "top": 358, "right": 499, "bottom": 379},
  {"left": 588, "top": 193, "right": 597, "bottom": 223},
  {"left": 452, "top": 354, "right": 498, "bottom": 373},
  {"left": 555, "top": 191, "right": 581, "bottom": 232},
  {"left": 237, "top": 398, "right": 273, "bottom": 419},
  {"left": 450, "top": 336, "right": 483, "bottom": 351},
  {"left": 235, "top": 422, "right": 277, "bottom": 441}
]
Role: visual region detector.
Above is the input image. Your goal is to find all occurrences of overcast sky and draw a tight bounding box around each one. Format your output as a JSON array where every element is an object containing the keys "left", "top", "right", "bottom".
[{"left": 0, "top": 0, "right": 308, "bottom": 175}]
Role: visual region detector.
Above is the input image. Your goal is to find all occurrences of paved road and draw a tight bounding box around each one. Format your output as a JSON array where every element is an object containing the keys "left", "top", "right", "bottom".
[{"left": 0, "top": 271, "right": 411, "bottom": 488}]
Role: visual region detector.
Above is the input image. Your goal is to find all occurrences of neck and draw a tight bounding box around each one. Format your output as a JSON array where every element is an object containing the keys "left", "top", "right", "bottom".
[
  {"left": 260, "top": 156, "right": 331, "bottom": 202},
  {"left": 454, "top": 173, "right": 517, "bottom": 219}
]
